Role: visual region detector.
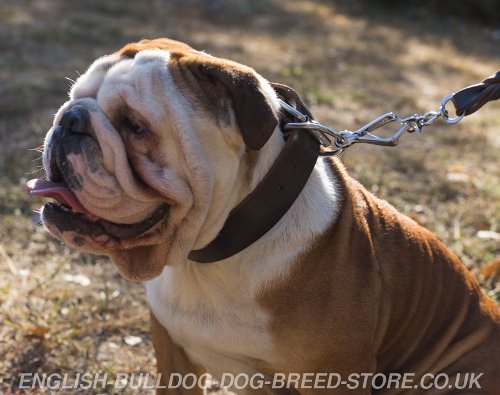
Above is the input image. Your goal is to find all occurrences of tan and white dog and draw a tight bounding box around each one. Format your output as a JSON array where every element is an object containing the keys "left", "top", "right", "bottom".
[{"left": 27, "top": 39, "right": 500, "bottom": 394}]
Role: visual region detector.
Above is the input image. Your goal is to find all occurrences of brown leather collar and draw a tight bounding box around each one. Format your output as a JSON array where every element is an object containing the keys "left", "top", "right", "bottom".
[{"left": 188, "top": 84, "right": 321, "bottom": 263}]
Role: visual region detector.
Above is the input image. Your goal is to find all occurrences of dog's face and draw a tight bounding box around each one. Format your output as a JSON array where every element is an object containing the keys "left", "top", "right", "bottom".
[{"left": 27, "top": 39, "right": 282, "bottom": 280}]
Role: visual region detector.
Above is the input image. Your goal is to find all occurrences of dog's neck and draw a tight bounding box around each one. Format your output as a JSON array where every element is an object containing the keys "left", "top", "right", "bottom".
[
  {"left": 146, "top": 129, "right": 340, "bottom": 298},
  {"left": 189, "top": 122, "right": 323, "bottom": 263},
  {"left": 145, "top": 145, "right": 340, "bottom": 373},
  {"left": 235, "top": 154, "right": 340, "bottom": 277},
  {"left": 235, "top": 128, "right": 339, "bottom": 269},
  {"left": 189, "top": 126, "right": 288, "bottom": 254}
]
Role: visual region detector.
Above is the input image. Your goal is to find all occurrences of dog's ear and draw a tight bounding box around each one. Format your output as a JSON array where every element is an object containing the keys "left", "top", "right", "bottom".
[{"left": 183, "top": 57, "right": 279, "bottom": 150}]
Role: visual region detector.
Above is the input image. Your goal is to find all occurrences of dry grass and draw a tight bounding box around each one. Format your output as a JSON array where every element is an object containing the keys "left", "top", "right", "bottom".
[{"left": 0, "top": 0, "right": 499, "bottom": 393}]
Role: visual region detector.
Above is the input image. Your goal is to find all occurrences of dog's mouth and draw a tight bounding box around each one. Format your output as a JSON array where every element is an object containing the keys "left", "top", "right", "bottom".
[{"left": 25, "top": 178, "right": 170, "bottom": 241}]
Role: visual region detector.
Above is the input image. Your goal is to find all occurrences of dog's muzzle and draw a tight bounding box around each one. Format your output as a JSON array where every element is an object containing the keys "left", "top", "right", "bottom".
[{"left": 26, "top": 105, "right": 170, "bottom": 241}]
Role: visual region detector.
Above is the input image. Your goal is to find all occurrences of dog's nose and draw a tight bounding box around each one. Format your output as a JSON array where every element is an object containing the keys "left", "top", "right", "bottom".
[{"left": 59, "top": 106, "right": 89, "bottom": 135}]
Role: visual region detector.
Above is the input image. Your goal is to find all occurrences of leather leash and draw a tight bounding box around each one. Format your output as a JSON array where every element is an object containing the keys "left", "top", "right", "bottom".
[
  {"left": 189, "top": 71, "right": 499, "bottom": 263},
  {"left": 188, "top": 84, "right": 321, "bottom": 263},
  {"left": 452, "top": 71, "right": 500, "bottom": 116}
]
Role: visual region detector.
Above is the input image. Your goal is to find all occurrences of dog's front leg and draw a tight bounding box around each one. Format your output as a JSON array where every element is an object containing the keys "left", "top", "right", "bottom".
[{"left": 150, "top": 310, "right": 205, "bottom": 395}]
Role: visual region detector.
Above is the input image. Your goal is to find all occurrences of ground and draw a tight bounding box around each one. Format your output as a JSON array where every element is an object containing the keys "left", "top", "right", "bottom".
[{"left": 0, "top": 0, "right": 499, "bottom": 394}]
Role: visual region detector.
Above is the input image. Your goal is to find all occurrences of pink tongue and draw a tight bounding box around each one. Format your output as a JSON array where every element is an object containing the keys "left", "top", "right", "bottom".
[{"left": 25, "top": 179, "right": 89, "bottom": 215}]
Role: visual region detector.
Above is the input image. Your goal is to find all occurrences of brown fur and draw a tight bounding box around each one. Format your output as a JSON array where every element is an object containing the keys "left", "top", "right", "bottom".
[
  {"left": 151, "top": 311, "right": 204, "bottom": 395},
  {"left": 152, "top": 158, "right": 500, "bottom": 394},
  {"left": 256, "top": 158, "right": 500, "bottom": 394},
  {"left": 116, "top": 38, "right": 278, "bottom": 150},
  {"left": 114, "top": 39, "right": 500, "bottom": 393}
]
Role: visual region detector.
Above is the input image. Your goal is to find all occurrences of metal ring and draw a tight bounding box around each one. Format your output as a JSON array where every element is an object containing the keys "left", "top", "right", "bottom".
[
  {"left": 440, "top": 94, "right": 464, "bottom": 124},
  {"left": 319, "top": 147, "right": 343, "bottom": 156}
]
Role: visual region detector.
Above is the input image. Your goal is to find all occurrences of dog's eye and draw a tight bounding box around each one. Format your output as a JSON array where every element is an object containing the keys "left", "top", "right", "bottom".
[{"left": 122, "top": 117, "right": 146, "bottom": 135}]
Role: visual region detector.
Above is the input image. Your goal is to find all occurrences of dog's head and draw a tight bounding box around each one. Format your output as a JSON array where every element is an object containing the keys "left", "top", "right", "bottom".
[{"left": 27, "top": 38, "right": 282, "bottom": 280}]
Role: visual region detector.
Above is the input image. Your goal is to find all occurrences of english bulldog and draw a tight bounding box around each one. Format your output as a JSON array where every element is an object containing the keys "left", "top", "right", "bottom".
[{"left": 27, "top": 39, "right": 500, "bottom": 394}]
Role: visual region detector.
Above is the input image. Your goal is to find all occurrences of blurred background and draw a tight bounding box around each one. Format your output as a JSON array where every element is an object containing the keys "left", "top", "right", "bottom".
[{"left": 0, "top": 0, "right": 499, "bottom": 393}]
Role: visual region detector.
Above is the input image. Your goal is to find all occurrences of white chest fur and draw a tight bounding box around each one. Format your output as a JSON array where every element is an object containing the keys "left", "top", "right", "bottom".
[
  {"left": 145, "top": 158, "right": 339, "bottom": 377},
  {"left": 146, "top": 261, "right": 275, "bottom": 377}
]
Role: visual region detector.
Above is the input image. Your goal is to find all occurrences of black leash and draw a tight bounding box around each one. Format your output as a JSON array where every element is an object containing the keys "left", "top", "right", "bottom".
[
  {"left": 452, "top": 71, "right": 500, "bottom": 116},
  {"left": 189, "top": 71, "right": 500, "bottom": 263}
]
